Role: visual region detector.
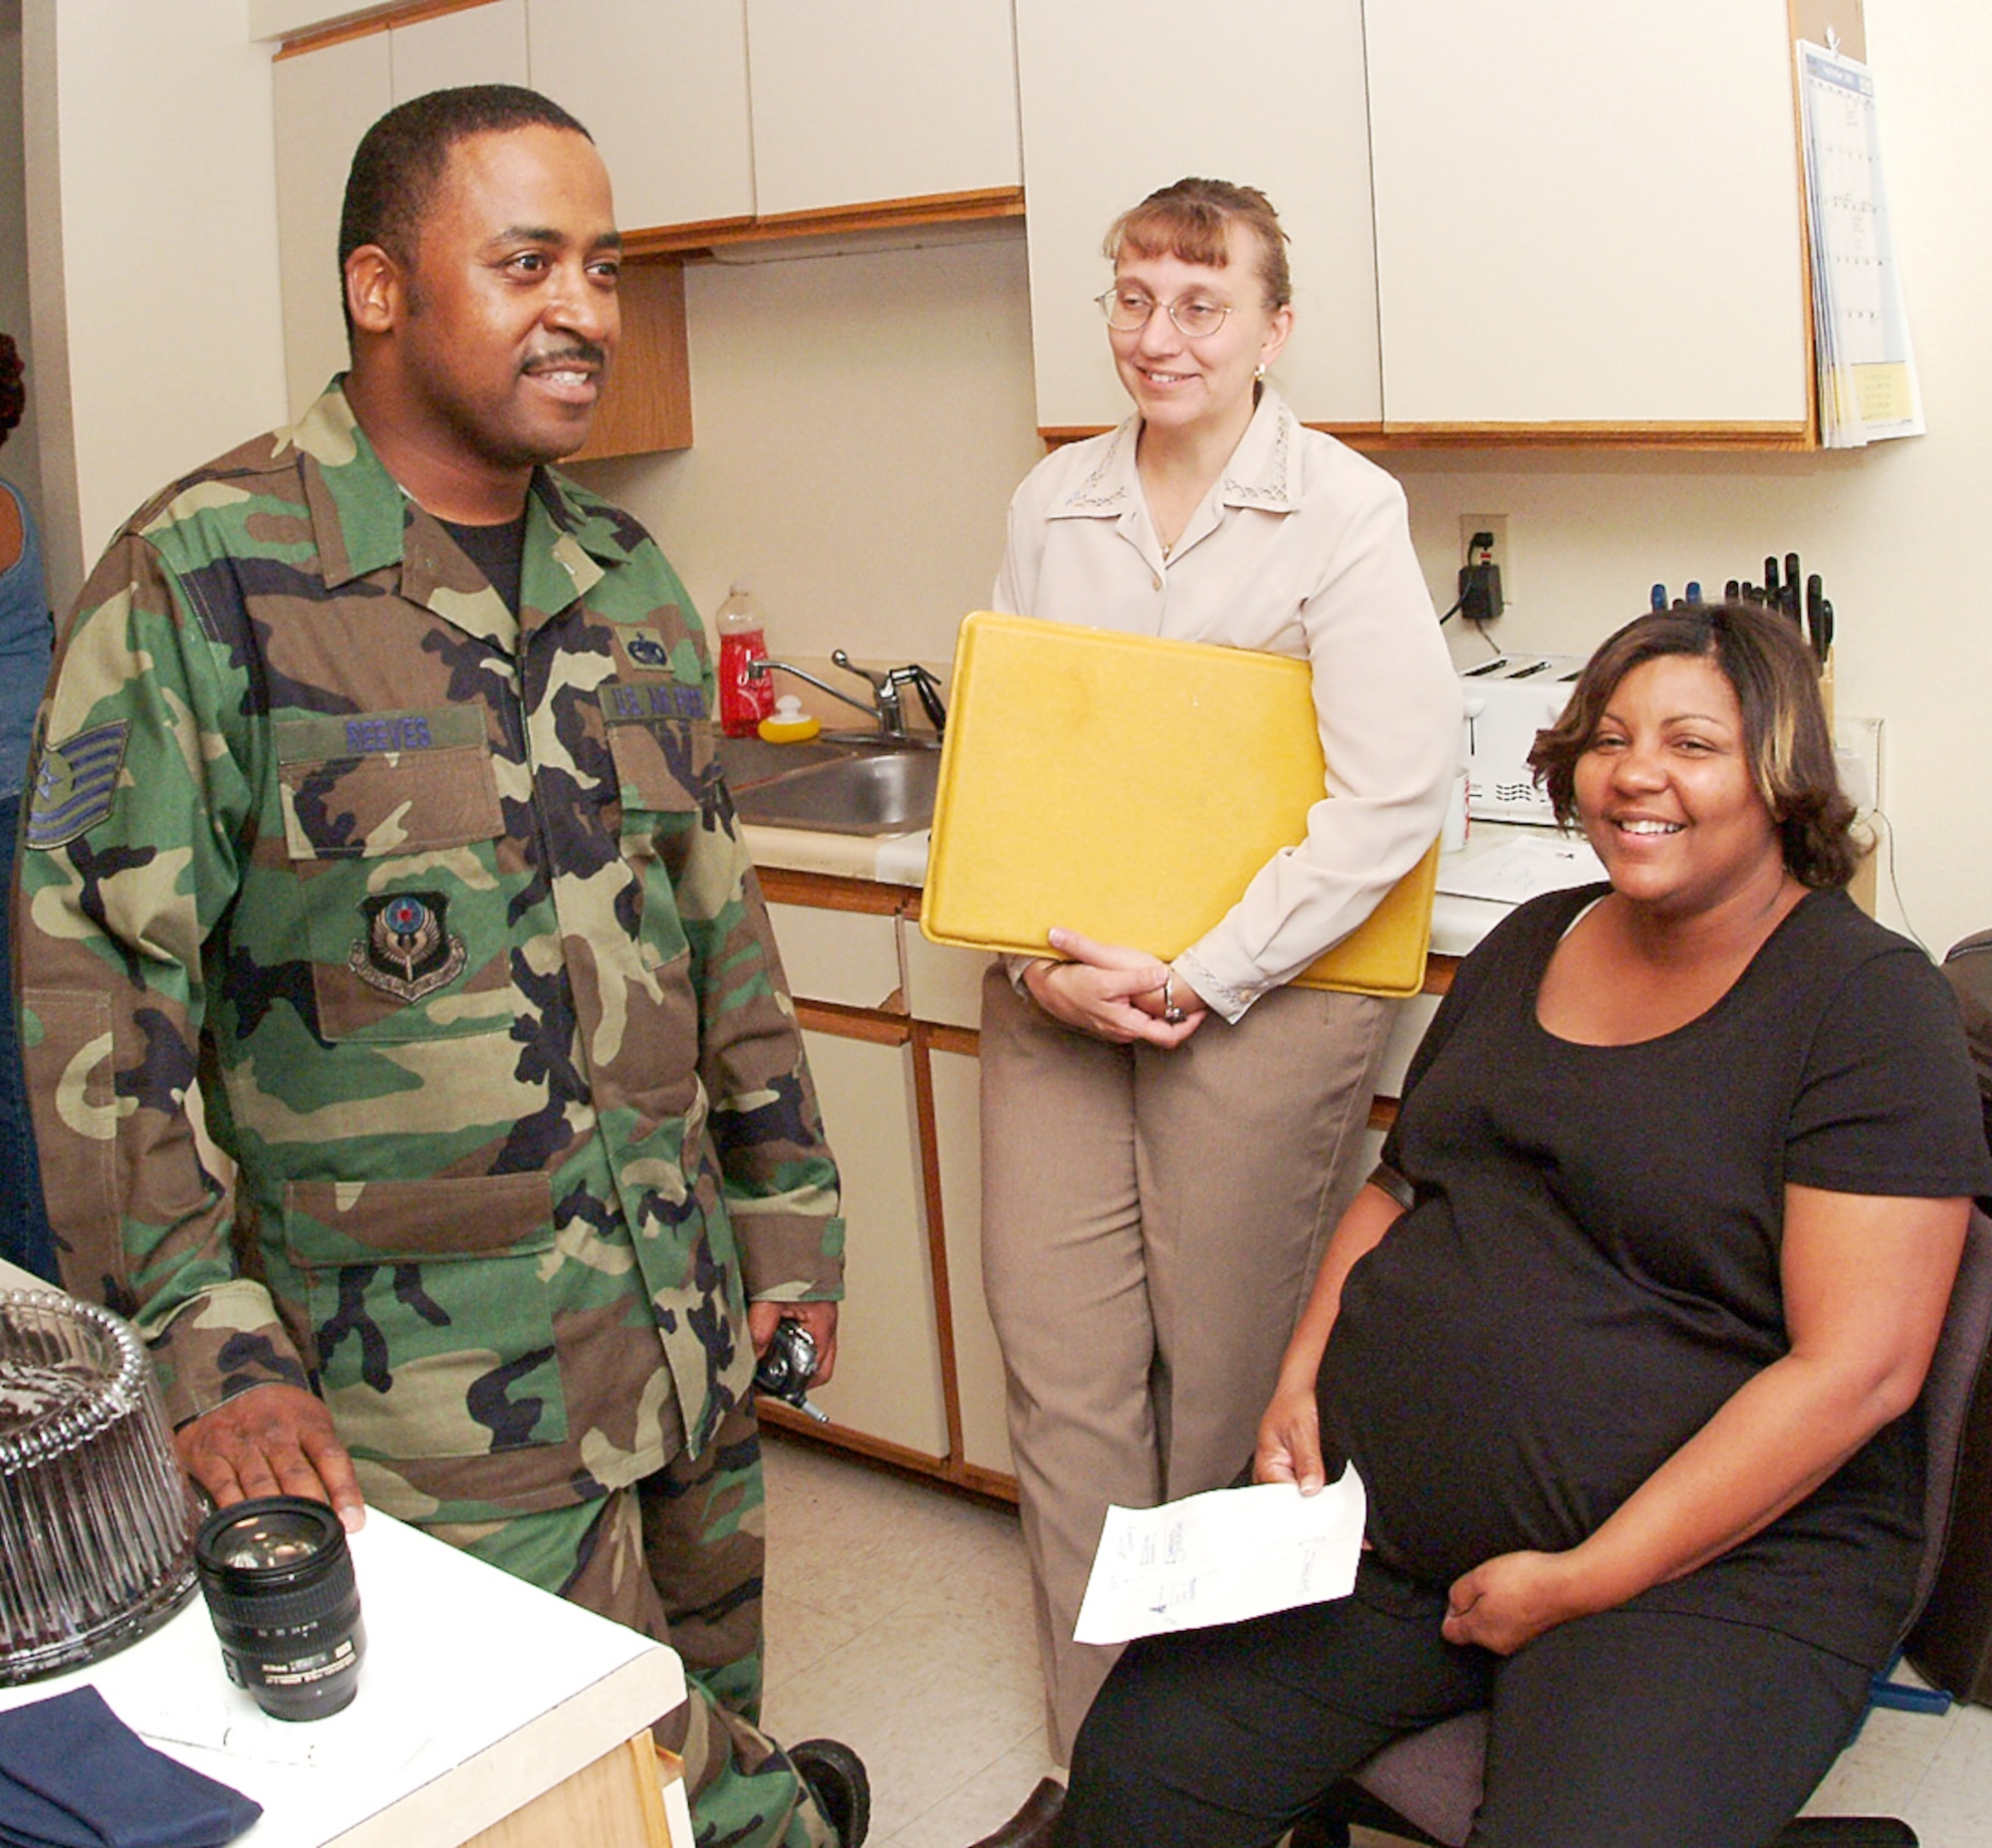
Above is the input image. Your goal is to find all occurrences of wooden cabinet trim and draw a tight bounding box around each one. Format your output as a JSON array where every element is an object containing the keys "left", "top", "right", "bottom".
[
  {"left": 622, "top": 187, "right": 1025, "bottom": 259},
  {"left": 277, "top": 0, "right": 501, "bottom": 57},
  {"left": 924, "top": 1022, "right": 979, "bottom": 1060},
  {"left": 796, "top": 999, "right": 909, "bottom": 1042},
  {"left": 910, "top": 1028, "right": 967, "bottom": 1471},
  {"left": 1043, "top": 421, "right": 1816, "bottom": 454},
  {"left": 758, "top": 868, "right": 909, "bottom": 917},
  {"left": 757, "top": 1402, "right": 950, "bottom": 1475},
  {"left": 1367, "top": 420, "right": 1815, "bottom": 451}
]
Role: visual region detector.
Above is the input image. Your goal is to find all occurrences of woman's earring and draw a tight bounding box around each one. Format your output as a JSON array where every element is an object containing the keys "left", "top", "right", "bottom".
[{"left": 1254, "top": 364, "right": 1267, "bottom": 382}]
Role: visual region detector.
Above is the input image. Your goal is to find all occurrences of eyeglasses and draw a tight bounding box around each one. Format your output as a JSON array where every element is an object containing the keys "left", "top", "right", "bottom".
[{"left": 1095, "top": 285, "right": 1245, "bottom": 340}]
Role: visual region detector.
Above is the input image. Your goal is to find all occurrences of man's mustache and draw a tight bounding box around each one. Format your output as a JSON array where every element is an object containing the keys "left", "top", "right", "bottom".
[{"left": 521, "top": 342, "right": 609, "bottom": 375}]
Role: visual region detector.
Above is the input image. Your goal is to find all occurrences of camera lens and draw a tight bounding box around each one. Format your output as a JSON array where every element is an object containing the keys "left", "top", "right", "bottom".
[{"left": 194, "top": 1496, "right": 365, "bottom": 1721}]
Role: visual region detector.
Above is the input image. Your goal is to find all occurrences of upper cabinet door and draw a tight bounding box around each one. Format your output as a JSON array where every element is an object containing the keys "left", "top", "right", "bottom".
[
  {"left": 389, "top": 0, "right": 529, "bottom": 99},
  {"left": 1365, "top": 0, "right": 1810, "bottom": 431},
  {"left": 745, "top": 0, "right": 1022, "bottom": 218},
  {"left": 272, "top": 32, "right": 393, "bottom": 418},
  {"left": 1013, "top": 0, "right": 1380, "bottom": 433},
  {"left": 527, "top": 0, "right": 756, "bottom": 230}
]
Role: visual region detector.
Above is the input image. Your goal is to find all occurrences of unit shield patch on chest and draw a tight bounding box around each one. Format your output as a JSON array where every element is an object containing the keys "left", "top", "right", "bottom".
[{"left": 350, "top": 891, "right": 467, "bottom": 1002}]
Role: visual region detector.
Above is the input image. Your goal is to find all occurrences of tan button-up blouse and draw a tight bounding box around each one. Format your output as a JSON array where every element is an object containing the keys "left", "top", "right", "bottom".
[{"left": 993, "top": 388, "right": 1461, "bottom": 1021}]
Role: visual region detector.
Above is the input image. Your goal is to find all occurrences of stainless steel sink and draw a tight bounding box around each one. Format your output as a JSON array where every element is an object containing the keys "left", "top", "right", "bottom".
[{"left": 718, "top": 737, "right": 940, "bottom": 837}]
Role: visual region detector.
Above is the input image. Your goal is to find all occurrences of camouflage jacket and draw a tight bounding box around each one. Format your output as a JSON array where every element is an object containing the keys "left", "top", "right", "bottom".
[{"left": 14, "top": 384, "right": 843, "bottom": 1523}]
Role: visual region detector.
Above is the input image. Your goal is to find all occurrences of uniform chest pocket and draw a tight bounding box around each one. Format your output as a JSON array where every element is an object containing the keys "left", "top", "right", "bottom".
[
  {"left": 603, "top": 701, "right": 719, "bottom": 888},
  {"left": 603, "top": 700, "right": 715, "bottom": 823},
  {"left": 284, "top": 1175, "right": 567, "bottom": 1461},
  {"left": 276, "top": 710, "right": 514, "bottom": 1044}
]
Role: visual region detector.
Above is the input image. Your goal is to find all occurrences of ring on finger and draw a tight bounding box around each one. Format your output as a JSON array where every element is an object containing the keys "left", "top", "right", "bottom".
[{"left": 1161, "top": 971, "right": 1185, "bottom": 1026}]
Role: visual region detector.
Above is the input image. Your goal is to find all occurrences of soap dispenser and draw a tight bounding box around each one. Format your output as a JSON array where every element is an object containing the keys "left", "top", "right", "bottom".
[{"left": 716, "top": 582, "right": 776, "bottom": 738}]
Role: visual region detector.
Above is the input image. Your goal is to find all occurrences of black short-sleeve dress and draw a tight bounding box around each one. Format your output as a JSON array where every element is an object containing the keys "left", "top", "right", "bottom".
[{"left": 1322, "top": 884, "right": 1992, "bottom": 1668}]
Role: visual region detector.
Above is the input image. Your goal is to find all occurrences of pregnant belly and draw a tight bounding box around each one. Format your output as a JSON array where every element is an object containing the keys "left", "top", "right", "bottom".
[{"left": 1320, "top": 1261, "right": 1758, "bottom": 1584}]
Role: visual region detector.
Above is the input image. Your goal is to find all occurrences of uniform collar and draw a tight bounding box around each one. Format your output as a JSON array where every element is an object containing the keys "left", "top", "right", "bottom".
[
  {"left": 291, "top": 379, "right": 622, "bottom": 652},
  {"left": 1043, "top": 387, "right": 1303, "bottom": 565}
]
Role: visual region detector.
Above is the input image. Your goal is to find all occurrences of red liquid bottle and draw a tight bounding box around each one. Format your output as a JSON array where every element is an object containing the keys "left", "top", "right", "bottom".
[{"left": 716, "top": 582, "right": 775, "bottom": 738}]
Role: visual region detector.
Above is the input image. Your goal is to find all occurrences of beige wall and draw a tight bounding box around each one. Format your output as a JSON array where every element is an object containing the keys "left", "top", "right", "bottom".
[
  {"left": 573, "top": 224, "right": 1043, "bottom": 668},
  {"left": 24, "top": 0, "right": 289, "bottom": 606}
]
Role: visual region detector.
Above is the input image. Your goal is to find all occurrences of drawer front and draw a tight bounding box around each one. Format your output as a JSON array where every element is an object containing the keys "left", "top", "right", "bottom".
[{"left": 768, "top": 902, "right": 902, "bottom": 1010}]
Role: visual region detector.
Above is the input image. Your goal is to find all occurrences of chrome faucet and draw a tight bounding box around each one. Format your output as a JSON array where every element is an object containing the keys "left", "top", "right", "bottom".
[{"left": 748, "top": 653, "right": 946, "bottom": 744}]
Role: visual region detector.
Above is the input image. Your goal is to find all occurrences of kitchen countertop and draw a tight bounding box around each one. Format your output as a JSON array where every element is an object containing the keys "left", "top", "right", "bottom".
[{"left": 740, "top": 817, "right": 1604, "bottom": 960}]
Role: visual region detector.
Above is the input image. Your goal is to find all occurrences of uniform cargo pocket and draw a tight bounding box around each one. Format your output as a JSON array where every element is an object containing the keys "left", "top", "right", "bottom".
[
  {"left": 276, "top": 718, "right": 514, "bottom": 1045},
  {"left": 284, "top": 1175, "right": 567, "bottom": 1460}
]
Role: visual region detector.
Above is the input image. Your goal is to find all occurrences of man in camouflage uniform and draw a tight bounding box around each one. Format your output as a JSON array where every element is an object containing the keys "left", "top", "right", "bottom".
[{"left": 14, "top": 86, "right": 864, "bottom": 1848}]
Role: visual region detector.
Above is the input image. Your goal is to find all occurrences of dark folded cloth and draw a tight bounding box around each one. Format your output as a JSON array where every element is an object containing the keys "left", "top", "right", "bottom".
[{"left": 0, "top": 1688, "right": 261, "bottom": 1848}]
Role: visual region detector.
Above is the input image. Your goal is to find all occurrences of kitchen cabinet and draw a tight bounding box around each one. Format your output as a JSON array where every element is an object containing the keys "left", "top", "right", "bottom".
[
  {"left": 929, "top": 1041, "right": 1012, "bottom": 1479},
  {"left": 758, "top": 872, "right": 1012, "bottom": 1494},
  {"left": 792, "top": 1019, "right": 952, "bottom": 1462},
  {"left": 1363, "top": 0, "right": 1810, "bottom": 436},
  {"left": 388, "top": 0, "right": 527, "bottom": 98},
  {"left": 1013, "top": 0, "right": 1382, "bottom": 435},
  {"left": 535, "top": 0, "right": 1023, "bottom": 250},
  {"left": 1015, "top": 0, "right": 1817, "bottom": 444},
  {"left": 526, "top": 0, "right": 755, "bottom": 233},
  {"left": 272, "top": 31, "right": 393, "bottom": 418},
  {"left": 745, "top": 0, "right": 1022, "bottom": 219},
  {"left": 767, "top": 899, "right": 903, "bottom": 1010},
  {"left": 271, "top": 4, "right": 534, "bottom": 422}
]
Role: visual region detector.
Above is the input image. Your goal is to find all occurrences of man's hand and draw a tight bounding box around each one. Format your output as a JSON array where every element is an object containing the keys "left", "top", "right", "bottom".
[
  {"left": 748, "top": 1300, "right": 840, "bottom": 1385},
  {"left": 175, "top": 1384, "right": 367, "bottom": 1532}
]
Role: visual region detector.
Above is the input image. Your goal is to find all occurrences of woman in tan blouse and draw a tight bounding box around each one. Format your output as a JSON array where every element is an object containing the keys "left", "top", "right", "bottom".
[{"left": 970, "top": 178, "right": 1458, "bottom": 1846}]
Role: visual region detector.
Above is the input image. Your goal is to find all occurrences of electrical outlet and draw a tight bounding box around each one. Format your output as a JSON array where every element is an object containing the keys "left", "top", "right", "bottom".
[
  {"left": 1835, "top": 714, "right": 1881, "bottom": 814},
  {"left": 1460, "top": 515, "right": 1515, "bottom": 607}
]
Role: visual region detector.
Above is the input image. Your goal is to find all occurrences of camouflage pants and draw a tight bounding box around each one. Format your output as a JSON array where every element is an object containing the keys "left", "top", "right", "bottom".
[{"left": 424, "top": 1401, "right": 833, "bottom": 1848}]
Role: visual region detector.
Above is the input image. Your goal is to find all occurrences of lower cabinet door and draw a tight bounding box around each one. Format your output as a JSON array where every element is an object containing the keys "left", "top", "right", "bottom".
[
  {"left": 929, "top": 1045, "right": 1013, "bottom": 1478},
  {"left": 795, "top": 1024, "right": 950, "bottom": 1460}
]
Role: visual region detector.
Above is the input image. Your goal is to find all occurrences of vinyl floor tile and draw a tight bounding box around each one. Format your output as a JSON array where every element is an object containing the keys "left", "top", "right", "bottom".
[{"left": 758, "top": 1432, "right": 1992, "bottom": 1848}]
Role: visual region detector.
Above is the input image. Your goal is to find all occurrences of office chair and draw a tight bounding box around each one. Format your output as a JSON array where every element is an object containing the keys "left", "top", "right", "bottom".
[{"left": 1313, "top": 1202, "right": 1992, "bottom": 1848}]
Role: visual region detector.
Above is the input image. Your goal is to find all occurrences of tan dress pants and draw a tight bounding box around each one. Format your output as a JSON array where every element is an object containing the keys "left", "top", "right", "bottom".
[{"left": 978, "top": 968, "right": 1394, "bottom": 1762}]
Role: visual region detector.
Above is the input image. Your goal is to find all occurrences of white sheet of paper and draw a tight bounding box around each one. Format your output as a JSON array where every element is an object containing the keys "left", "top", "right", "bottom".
[
  {"left": 1435, "top": 833, "right": 1605, "bottom": 906},
  {"left": 1073, "top": 1468, "right": 1367, "bottom": 1646}
]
